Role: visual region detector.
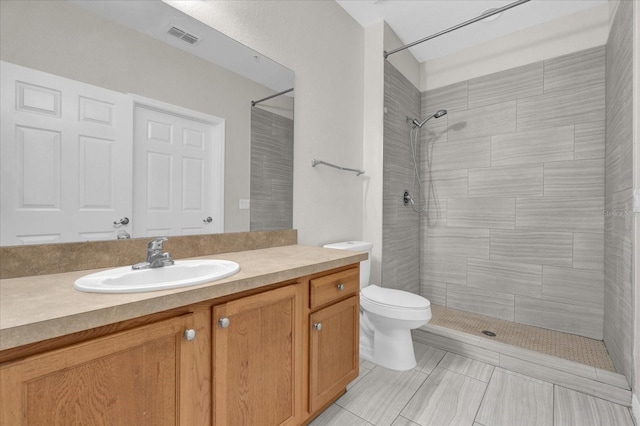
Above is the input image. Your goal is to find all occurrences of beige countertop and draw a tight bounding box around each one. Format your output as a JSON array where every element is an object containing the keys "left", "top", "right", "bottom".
[{"left": 0, "top": 245, "right": 366, "bottom": 351}]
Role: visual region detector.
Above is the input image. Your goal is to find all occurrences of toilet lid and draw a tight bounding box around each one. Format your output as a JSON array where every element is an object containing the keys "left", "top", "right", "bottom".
[{"left": 361, "top": 285, "right": 430, "bottom": 310}]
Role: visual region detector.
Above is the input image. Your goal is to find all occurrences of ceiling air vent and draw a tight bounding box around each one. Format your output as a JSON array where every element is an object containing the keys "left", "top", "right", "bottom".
[{"left": 167, "top": 26, "right": 201, "bottom": 46}]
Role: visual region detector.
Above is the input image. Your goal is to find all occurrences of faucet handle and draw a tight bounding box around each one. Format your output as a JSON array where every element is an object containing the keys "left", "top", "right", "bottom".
[{"left": 148, "top": 237, "right": 168, "bottom": 251}]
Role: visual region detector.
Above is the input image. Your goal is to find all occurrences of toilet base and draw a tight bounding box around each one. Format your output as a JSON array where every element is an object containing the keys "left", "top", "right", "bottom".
[{"left": 371, "top": 326, "right": 417, "bottom": 371}]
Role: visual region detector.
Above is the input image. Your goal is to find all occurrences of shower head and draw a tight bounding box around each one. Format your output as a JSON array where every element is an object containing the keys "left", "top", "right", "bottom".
[{"left": 412, "top": 109, "right": 448, "bottom": 128}]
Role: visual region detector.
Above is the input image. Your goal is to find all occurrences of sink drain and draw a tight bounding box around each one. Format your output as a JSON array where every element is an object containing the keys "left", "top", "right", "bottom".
[{"left": 482, "top": 330, "right": 497, "bottom": 337}]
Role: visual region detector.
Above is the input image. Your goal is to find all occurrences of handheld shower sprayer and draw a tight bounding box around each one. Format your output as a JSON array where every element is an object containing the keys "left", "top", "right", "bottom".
[
  {"left": 406, "top": 108, "right": 447, "bottom": 214},
  {"left": 411, "top": 109, "right": 447, "bottom": 128}
]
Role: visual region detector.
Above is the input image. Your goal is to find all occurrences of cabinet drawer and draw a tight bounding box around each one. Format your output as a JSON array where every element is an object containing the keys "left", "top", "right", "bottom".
[{"left": 310, "top": 268, "right": 359, "bottom": 309}]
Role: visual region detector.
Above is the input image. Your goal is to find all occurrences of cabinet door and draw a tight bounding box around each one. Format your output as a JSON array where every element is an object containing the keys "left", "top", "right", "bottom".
[
  {"left": 309, "top": 295, "right": 359, "bottom": 413},
  {"left": 213, "top": 284, "right": 302, "bottom": 426},
  {"left": 0, "top": 314, "right": 198, "bottom": 426}
]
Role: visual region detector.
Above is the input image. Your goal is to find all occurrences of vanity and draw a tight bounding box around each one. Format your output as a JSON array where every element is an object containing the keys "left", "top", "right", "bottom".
[{"left": 0, "top": 244, "right": 366, "bottom": 425}]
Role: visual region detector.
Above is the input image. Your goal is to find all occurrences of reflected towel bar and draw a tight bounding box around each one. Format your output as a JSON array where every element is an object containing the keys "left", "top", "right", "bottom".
[{"left": 311, "top": 159, "right": 365, "bottom": 176}]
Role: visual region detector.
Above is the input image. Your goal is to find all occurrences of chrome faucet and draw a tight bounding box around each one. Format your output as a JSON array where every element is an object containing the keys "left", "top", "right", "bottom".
[{"left": 132, "top": 237, "right": 175, "bottom": 270}]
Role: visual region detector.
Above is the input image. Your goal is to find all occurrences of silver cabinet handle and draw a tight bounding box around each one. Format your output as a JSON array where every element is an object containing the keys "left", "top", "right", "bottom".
[
  {"left": 337, "top": 283, "right": 345, "bottom": 291},
  {"left": 219, "top": 317, "right": 230, "bottom": 328},
  {"left": 313, "top": 323, "right": 322, "bottom": 331},
  {"left": 203, "top": 216, "right": 213, "bottom": 223},
  {"left": 184, "top": 328, "right": 197, "bottom": 341}
]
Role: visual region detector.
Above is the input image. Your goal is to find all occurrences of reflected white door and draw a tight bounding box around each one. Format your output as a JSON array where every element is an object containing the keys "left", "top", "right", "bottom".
[
  {"left": 0, "top": 61, "right": 133, "bottom": 245},
  {"left": 133, "top": 103, "right": 224, "bottom": 237}
]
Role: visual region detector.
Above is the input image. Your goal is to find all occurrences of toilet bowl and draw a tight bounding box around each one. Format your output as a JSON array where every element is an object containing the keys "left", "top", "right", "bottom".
[{"left": 323, "top": 241, "right": 432, "bottom": 371}]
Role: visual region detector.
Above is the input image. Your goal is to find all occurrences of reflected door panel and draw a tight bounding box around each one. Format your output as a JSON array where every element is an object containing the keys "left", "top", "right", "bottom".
[
  {"left": 0, "top": 61, "right": 133, "bottom": 246},
  {"left": 133, "top": 105, "right": 224, "bottom": 237}
]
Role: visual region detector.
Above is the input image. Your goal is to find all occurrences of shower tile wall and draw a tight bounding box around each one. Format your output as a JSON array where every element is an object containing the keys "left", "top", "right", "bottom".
[
  {"left": 250, "top": 107, "right": 294, "bottom": 231},
  {"left": 382, "top": 62, "right": 421, "bottom": 293},
  {"left": 420, "top": 46, "right": 606, "bottom": 340},
  {"left": 603, "top": 0, "right": 634, "bottom": 383}
]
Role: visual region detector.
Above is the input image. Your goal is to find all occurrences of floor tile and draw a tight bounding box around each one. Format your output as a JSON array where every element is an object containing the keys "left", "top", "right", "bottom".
[
  {"left": 438, "top": 352, "right": 495, "bottom": 382},
  {"left": 390, "top": 416, "right": 421, "bottom": 426},
  {"left": 336, "top": 366, "right": 428, "bottom": 426},
  {"left": 475, "top": 368, "right": 553, "bottom": 426},
  {"left": 401, "top": 367, "right": 487, "bottom": 426},
  {"left": 308, "top": 404, "right": 373, "bottom": 426},
  {"left": 413, "top": 342, "right": 446, "bottom": 375},
  {"left": 554, "top": 386, "right": 634, "bottom": 426}
]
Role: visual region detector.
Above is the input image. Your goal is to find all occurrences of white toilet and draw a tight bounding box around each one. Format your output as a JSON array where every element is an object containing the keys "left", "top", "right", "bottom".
[{"left": 323, "top": 241, "right": 431, "bottom": 371}]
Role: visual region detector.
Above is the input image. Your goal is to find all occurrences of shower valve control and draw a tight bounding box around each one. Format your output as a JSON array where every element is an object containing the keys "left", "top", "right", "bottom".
[{"left": 403, "top": 190, "right": 412, "bottom": 207}]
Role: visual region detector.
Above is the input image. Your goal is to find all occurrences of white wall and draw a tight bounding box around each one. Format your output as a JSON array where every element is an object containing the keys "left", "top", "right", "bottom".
[
  {"left": 167, "top": 1, "right": 366, "bottom": 247},
  {"left": 420, "top": 4, "right": 610, "bottom": 91}
]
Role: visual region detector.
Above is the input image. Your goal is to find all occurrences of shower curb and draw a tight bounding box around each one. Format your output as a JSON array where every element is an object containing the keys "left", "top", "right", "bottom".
[{"left": 413, "top": 323, "right": 632, "bottom": 407}]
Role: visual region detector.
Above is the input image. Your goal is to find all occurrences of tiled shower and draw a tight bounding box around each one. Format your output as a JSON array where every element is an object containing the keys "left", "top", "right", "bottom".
[{"left": 382, "top": 0, "right": 633, "bottom": 384}]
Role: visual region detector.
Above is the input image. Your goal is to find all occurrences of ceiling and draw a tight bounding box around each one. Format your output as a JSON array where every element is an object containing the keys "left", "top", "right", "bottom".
[{"left": 336, "top": 0, "right": 608, "bottom": 63}]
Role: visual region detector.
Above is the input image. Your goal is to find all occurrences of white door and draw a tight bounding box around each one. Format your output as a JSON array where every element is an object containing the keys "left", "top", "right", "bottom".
[
  {"left": 133, "top": 102, "right": 224, "bottom": 237},
  {"left": 0, "top": 61, "right": 133, "bottom": 246}
]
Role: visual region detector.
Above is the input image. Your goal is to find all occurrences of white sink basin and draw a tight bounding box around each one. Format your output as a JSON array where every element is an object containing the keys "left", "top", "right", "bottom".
[{"left": 74, "top": 259, "right": 240, "bottom": 293}]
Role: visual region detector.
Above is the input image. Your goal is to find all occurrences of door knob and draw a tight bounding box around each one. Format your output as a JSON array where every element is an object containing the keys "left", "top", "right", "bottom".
[
  {"left": 113, "top": 217, "right": 129, "bottom": 225},
  {"left": 219, "top": 317, "right": 230, "bottom": 328},
  {"left": 313, "top": 323, "right": 322, "bottom": 331},
  {"left": 184, "top": 329, "right": 197, "bottom": 341},
  {"left": 203, "top": 216, "right": 213, "bottom": 224}
]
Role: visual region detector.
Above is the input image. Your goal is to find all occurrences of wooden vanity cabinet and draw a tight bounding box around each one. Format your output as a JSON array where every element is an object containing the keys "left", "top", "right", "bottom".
[
  {"left": 0, "top": 312, "right": 211, "bottom": 426},
  {"left": 307, "top": 267, "right": 360, "bottom": 414},
  {"left": 0, "top": 263, "right": 360, "bottom": 426},
  {"left": 212, "top": 283, "right": 303, "bottom": 426}
]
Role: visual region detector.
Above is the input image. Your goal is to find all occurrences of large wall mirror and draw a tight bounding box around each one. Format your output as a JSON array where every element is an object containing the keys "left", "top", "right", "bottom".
[{"left": 0, "top": 0, "right": 294, "bottom": 247}]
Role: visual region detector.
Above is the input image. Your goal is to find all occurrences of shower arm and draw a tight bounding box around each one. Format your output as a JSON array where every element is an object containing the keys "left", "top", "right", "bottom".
[{"left": 384, "top": 0, "right": 531, "bottom": 59}]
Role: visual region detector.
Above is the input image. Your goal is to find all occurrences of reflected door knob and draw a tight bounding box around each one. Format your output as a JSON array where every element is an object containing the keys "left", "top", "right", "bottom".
[
  {"left": 184, "top": 329, "right": 197, "bottom": 341},
  {"left": 113, "top": 217, "right": 129, "bottom": 225},
  {"left": 219, "top": 317, "right": 230, "bottom": 328},
  {"left": 203, "top": 216, "right": 213, "bottom": 224}
]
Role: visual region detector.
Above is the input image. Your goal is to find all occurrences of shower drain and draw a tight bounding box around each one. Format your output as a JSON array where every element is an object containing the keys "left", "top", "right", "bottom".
[{"left": 482, "top": 330, "right": 497, "bottom": 337}]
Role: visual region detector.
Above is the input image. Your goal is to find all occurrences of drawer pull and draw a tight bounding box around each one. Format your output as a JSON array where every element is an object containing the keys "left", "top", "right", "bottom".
[
  {"left": 337, "top": 283, "right": 345, "bottom": 291},
  {"left": 313, "top": 322, "right": 323, "bottom": 331},
  {"left": 184, "top": 328, "right": 197, "bottom": 341},
  {"left": 219, "top": 317, "right": 230, "bottom": 328}
]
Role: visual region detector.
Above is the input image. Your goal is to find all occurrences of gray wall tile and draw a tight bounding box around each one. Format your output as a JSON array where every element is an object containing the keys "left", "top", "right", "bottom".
[
  {"left": 542, "top": 266, "right": 604, "bottom": 309},
  {"left": 490, "top": 230, "right": 573, "bottom": 267},
  {"left": 423, "top": 81, "right": 468, "bottom": 114},
  {"left": 448, "top": 101, "right": 516, "bottom": 141},
  {"left": 517, "top": 84, "right": 605, "bottom": 131},
  {"left": 575, "top": 121, "right": 605, "bottom": 160},
  {"left": 491, "top": 125, "right": 574, "bottom": 166},
  {"left": 516, "top": 197, "right": 604, "bottom": 233},
  {"left": 428, "top": 169, "right": 468, "bottom": 199},
  {"left": 421, "top": 254, "right": 467, "bottom": 285},
  {"left": 469, "top": 164, "right": 543, "bottom": 197},
  {"left": 544, "top": 46, "right": 605, "bottom": 93},
  {"left": 425, "top": 227, "right": 490, "bottom": 259},
  {"left": 604, "top": 0, "right": 634, "bottom": 381},
  {"left": 448, "top": 197, "right": 515, "bottom": 229},
  {"left": 573, "top": 232, "right": 604, "bottom": 271},
  {"left": 428, "top": 136, "right": 491, "bottom": 171},
  {"left": 468, "top": 61, "right": 543, "bottom": 109},
  {"left": 515, "top": 296, "right": 603, "bottom": 339},
  {"left": 543, "top": 159, "right": 604, "bottom": 197},
  {"left": 447, "top": 284, "right": 515, "bottom": 321},
  {"left": 467, "top": 258, "right": 542, "bottom": 298}
]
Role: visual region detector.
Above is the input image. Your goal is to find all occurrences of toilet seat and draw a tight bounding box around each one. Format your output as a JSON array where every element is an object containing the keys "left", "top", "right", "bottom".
[{"left": 361, "top": 285, "right": 431, "bottom": 321}]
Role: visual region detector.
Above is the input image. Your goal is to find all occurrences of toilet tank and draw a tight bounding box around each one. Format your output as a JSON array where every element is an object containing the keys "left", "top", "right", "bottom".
[{"left": 322, "top": 241, "right": 372, "bottom": 289}]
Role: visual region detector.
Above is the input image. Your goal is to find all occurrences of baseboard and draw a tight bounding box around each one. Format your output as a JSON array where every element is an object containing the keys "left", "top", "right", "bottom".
[{"left": 632, "top": 393, "right": 639, "bottom": 425}]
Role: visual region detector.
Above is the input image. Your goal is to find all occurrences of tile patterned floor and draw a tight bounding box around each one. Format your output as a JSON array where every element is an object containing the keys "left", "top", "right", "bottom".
[
  {"left": 429, "top": 305, "right": 616, "bottom": 371},
  {"left": 309, "top": 341, "right": 635, "bottom": 426}
]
